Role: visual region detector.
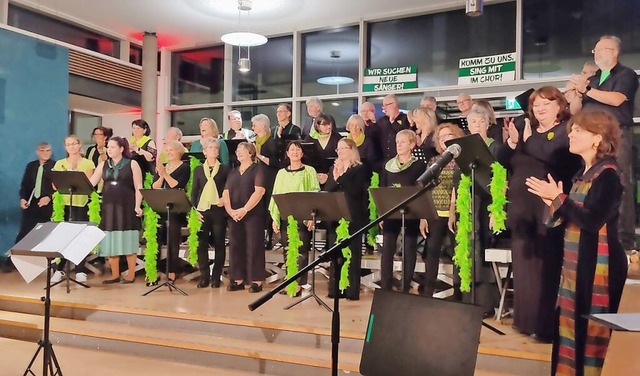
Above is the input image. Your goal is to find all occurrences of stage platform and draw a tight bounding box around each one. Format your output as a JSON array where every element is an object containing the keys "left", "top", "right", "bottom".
[{"left": 0, "top": 271, "right": 552, "bottom": 375}]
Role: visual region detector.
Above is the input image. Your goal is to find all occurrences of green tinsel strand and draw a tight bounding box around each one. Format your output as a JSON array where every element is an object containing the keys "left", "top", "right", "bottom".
[
  {"left": 187, "top": 208, "right": 202, "bottom": 265},
  {"left": 185, "top": 156, "right": 200, "bottom": 198},
  {"left": 88, "top": 191, "right": 102, "bottom": 253},
  {"left": 453, "top": 174, "right": 473, "bottom": 292},
  {"left": 488, "top": 162, "right": 508, "bottom": 234},
  {"left": 285, "top": 215, "right": 302, "bottom": 296},
  {"left": 367, "top": 172, "right": 379, "bottom": 247},
  {"left": 142, "top": 203, "right": 160, "bottom": 282},
  {"left": 335, "top": 218, "right": 351, "bottom": 290},
  {"left": 144, "top": 172, "right": 154, "bottom": 189},
  {"left": 51, "top": 191, "right": 65, "bottom": 222}
]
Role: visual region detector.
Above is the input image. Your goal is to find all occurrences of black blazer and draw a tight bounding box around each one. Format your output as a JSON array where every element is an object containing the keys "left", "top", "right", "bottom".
[
  {"left": 191, "top": 163, "right": 230, "bottom": 208},
  {"left": 20, "top": 160, "right": 55, "bottom": 201}
]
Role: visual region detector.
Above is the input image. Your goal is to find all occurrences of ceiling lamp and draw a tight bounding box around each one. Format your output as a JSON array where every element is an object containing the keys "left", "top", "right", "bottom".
[
  {"left": 220, "top": 0, "right": 268, "bottom": 72},
  {"left": 316, "top": 50, "right": 354, "bottom": 87},
  {"left": 466, "top": 0, "right": 484, "bottom": 17}
]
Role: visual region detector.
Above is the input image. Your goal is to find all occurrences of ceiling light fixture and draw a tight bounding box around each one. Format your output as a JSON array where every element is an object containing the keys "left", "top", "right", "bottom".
[
  {"left": 465, "top": 0, "right": 484, "bottom": 17},
  {"left": 220, "top": 0, "right": 268, "bottom": 73},
  {"left": 316, "top": 50, "right": 354, "bottom": 88}
]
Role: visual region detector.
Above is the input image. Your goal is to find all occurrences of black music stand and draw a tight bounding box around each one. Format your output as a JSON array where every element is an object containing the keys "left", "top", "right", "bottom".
[
  {"left": 140, "top": 188, "right": 192, "bottom": 296},
  {"left": 49, "top": 171, "right": 95, "bottom": 293},
  {"left": 371, "top": 187, "right": 438, "bottom": 292},
  {"left": 11, "top": 222, "right": 104, "bottom": 376},
  {"left": 273, "top": 191, "right": 350, "bottom": 311},
  {"left": 183, "top": 152, "right": 205, "bottom": 162},
  {"left": 300, "top": 142, "right": 335, "bottom": 173},
  {"left": 445, "top": 133, "right": 505, "bottom": 336}
]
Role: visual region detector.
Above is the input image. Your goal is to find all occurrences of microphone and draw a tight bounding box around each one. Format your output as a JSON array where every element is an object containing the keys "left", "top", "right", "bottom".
[{"left": 416, "top": 144, "right": 462, "bottom": 186}]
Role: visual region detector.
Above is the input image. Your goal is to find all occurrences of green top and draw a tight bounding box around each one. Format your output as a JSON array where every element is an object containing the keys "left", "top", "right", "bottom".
[
  {"left": 53, "top": 158, "right": 96, "bottom": 207},
  {"left": 189, "top": 138, "right": 230, "bottom": 165},
  {"left": 268, "top": 165, "right": 320, "bottom": 226}
]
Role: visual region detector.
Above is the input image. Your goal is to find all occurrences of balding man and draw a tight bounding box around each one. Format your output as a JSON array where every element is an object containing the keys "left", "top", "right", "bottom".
[
  {"left": 420, "top": 95, "right": 438, "bottom": 111},
  {"left": 301, "top": 97, "right": 323, "bottom": 139},
  {"left": 377, "top": 94, "right": 411, "bottom": 162},
  {"left": 454, "top": 93, "right": 472, "bottom": 132},
  {"left": 569, "top": 35, "right": 639, "bottom": 251}
]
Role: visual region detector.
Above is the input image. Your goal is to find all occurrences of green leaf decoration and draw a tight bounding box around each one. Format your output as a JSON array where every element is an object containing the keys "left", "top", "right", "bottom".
[
  {"left": 488, "top": 162, "right": 508, "bottom": 234},
  {"left": 51, "top": 191, "right": 65, "bottom": 222},
  {"left": 454, "top": 174, "right": 473, "bottom": 292},
  {"left": 367, "top": 172, "right": 379, "bottom": 247},
  {"left": 187, "top": 208, "right": 202, "bottom": 265},
  {"left": 335, "top": 218, "right": 351, "bottom": 290}
]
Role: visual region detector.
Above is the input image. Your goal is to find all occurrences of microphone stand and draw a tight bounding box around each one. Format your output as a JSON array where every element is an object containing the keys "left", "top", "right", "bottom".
[{"left": 249, "top": 179, "right": 439, "bottom": 376}]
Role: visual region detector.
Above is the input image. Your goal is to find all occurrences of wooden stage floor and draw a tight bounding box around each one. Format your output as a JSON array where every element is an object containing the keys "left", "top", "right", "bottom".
[{"left": 0, "top": 270, "right": 552, "bottom": 375}]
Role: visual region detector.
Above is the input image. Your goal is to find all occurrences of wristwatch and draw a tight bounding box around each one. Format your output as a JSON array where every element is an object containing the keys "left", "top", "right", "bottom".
[{"left": 583, "top": 85, "right": 592, "bottom": 94}]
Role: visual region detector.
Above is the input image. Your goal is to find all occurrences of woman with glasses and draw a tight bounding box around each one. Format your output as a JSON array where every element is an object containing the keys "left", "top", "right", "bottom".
[
  {"left": 50, "top": 135, "right": 96, "bottom": 284},
  {"left": 223, "top": 142, "right": 267, "bottom": 293},
  {"left": 324, "top": 138, "right": 371, "bottom": 300},
  {"left": 305, "top": 113, "right": 341, "bottom": 186},
  {"left": 86, "top": 126, "right": 113, "bottom": 167}
]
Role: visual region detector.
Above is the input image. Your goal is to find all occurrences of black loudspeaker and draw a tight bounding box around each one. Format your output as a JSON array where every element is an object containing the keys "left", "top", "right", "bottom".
[{"left": 360, "top": 290, "right": 485, "bottom": 376}]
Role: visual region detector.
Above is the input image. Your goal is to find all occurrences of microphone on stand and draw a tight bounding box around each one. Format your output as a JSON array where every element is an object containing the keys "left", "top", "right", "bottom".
[{"left": 416, "top": 144, "right": 462, "bottom": 187}]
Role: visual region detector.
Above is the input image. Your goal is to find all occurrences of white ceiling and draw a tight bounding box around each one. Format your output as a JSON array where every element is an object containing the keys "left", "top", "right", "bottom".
[{"left": 14, "top": 0, "right": 467, "bottom": 49}]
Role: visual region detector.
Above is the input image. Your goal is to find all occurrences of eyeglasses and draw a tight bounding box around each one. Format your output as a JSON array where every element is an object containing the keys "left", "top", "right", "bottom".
[
  {"left": 317, "top": 122, "right": 332, "bottom": 126},
  {"left": 92, "top": 133, "right": 104, "bottom": 136},
  {"left": 382, "top": 102, "right": 395, "bottom": 107},
  {"left": 64, "top": 142, "right": 79, "bottom": 146},
  {"left": 456, "top": 99, "right": 471, "bottom": 105},
  {"left": 591, "top": 47, "right": 615, "bottom": 54},
  {"left": 335, "top": 147, "right": 351, "bottom": 152}
]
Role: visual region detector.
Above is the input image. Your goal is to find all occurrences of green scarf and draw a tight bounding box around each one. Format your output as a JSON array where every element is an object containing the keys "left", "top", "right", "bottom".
[
  {"left": 317, "top": 132, "right": 331, "bottom": 149},
  {"left": 196, "top": 160, "right": 220, "bottom": 210},
  {"left": 384, "top": 155, "right": 417, "bottom": 173},
  {"left": 349, "top": 132, "right": 365, "bottom": 147},
  {"left": 255, "top": 134, "right": 270, "bottom": 154}
]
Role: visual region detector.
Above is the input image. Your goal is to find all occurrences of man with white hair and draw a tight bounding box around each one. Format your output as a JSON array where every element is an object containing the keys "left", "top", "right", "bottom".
[
  {"left": 301, "top": 97, "right": 323, "bottom": 139},
  {"left": 159, "top": 127, "right": 187, "bottom": 163},
  {"left": 420, "top": 95, "right": 438, "bottom": 111},
  {"left": 569, "top": 35, "right": 639, "bottom": 251}
]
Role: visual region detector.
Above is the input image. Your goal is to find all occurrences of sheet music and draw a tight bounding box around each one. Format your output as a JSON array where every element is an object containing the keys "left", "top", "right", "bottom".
[
  {"left": 62, "top": 225, "right": 105, "bottom": 265},
  {"left": 33, "top": 222, "right": 85, "bottom": 252},
  {"left": 591, "top": 313, "right": 640, "bottom": 331},
  {"left": 12, "top": 255, "right": 48, "bottom": 283}
]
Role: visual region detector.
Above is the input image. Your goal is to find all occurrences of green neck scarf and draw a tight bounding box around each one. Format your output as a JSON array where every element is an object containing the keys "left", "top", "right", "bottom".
[
  {"left": 255, "top": 134, "right": 269, "bottom": 154},
  {"left": 349, "top": 132, "right": 365, "bottom": 147},
  {"left": 385, "top": 155, "right": 417, "bottom": 173}
]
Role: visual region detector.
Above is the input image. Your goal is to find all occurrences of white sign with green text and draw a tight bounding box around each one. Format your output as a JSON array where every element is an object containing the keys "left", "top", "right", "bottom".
[
  {"left": 458, "top": 53, "right": 516, "bottom": 85},
  {"left": 363, "top": 65, "right": 417, "bottom": 92}
]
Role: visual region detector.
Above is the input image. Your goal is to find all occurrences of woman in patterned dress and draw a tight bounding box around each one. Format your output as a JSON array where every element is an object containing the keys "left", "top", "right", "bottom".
[{"left": 526, "top": 109, "right": 627, "bottom": 376}]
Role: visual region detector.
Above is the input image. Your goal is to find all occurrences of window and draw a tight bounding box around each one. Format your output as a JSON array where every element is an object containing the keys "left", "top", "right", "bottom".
[
  {"left": 8, "top": 4, "right": 120, "bottom": 58},
  {"left": 523, "top": 0, "right": 640, "bottom": 79},
  {"left": 301, "top": 26, "right": 359, "bottom": 96},
  {"left": 171, "top": 108, "right": 224, "bottom": 136},
  {"left": 367, "top": 2, "right": 516, "bottom": 87},
  {"left": 130, "top": 45, "right": 143, "bottom": 65},
  {"left": 171, "top": 46, "right": 225, "bottom": 105},
  {"left": 231, "top": 104, "right": 281, "bottom": 131},
  {"left": 232, "top": 36, "right": 293, "bottom": 101}
]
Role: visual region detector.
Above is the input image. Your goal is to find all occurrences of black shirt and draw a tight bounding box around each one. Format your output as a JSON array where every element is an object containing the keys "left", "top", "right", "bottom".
[
  {"left": 376, "top": 113, "right": 411, "bottom": 162},
  {"left": 191, "top": 163, "right": 230, "bottom": 208},
  {"left": 224, "top": 163, "right": 266, "bottom": 218},
  {"left": 583, "top": 62, "right": 639, "bottom": 127},
  {"left": 20, "top": 159, "right": 55, "bottom": 201}
]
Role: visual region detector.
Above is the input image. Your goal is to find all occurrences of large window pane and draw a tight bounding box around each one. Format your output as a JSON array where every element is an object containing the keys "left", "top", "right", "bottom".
[
  {"left": 523, "top": 0, "right": 640, "bottom": 79},
  {"left": 232, "top": 36, "right": 293, "bottom": 101},
  {"left": 172, "top": 46, "right": 224, "bottom": 105},
  {"left": 298, "top": 99, "right": 358, "bottom": 131},
  {"left": 302, "top": 26, "right": 359, "bottom": 96},
  {"left": 171, "top": 108, "right": 224, "bottom": 136},
  {"left": 8, "top": 4, "right": 120, "bottom": 57},
  {"left": 367, "top": 2, "right": 516, "bottom": 88}
]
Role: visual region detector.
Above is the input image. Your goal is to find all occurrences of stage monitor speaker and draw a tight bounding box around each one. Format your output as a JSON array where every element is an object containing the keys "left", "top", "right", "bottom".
[{"left": 360, "top": 290, "right": 484, "bottom": 376}]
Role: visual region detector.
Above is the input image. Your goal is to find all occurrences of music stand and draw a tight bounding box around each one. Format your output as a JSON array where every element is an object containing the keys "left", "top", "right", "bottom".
[
  {"left": 49, "top": 171, "right": 96, "bottom": 292},
  {"left": 445, "top": 134, "right": 505, "bottom": 336},
  {"left": 11, "top": 221, "right": 105, "bottom": 376},
  {"left": 140, "top": 188, "right": 192, "bottom": 296},
  {"left": 183, "top": 152, "right": 205, "bottom": 162},
  {"left": 272, "top": 191, "right": 351, "bottom": 311},
  {"left": 371, "top": 187, "right": 438, "bottom": 292}
]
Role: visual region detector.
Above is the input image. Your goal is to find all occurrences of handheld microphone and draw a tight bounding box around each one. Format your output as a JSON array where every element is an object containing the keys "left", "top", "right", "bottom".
[{"left": 416, "top": 144, "right": 462, "bottom": 186}]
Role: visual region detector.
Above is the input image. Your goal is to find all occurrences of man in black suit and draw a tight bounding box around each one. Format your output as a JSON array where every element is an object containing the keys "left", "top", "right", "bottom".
[{"left": 3, "top": 142, "right": 55, "bottom": 272}]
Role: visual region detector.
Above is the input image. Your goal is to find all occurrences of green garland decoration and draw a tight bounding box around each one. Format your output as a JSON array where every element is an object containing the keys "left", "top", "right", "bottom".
[
  {"left": 185, "top": 156, "right": 202, "bottom": 265},
  {"left": 367, "top": 172, "right": 380, "bottom": 247},
  {"left": 142, "top": 172, "right": 160, "bottom": 282},
  {"left": 51, "top": 191, "right": 65, "bottom": 222},
  {"left": 335, "top": 218, "right": 351, "bottom": 290},
  {"left": 453, "top": 174, "right": 473, "bottom": 293},
  {"left": 187, "top": 208, "right": 201, "bottom": 265},
  {"left": 488, "top": 162, "right": 508, "bottom": 234},
  {"left": 285, "top": 215, "right": 303, "bottom": 296}
]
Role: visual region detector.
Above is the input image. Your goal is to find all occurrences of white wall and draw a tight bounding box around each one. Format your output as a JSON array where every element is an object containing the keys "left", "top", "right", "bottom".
[{"left": 101, "top": 112, "right": 141, "bottom": 139}]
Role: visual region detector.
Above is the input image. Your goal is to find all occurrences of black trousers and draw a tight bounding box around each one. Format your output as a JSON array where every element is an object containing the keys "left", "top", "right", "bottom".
[
  {"left": 156, "top": 213, "right": 185, "bottom": 274},
  {"left": 16, "top": 202, "right": 53, "bottom": 243},
  {"left": 228, "top": 214, "right": 265, "bottom": 283},
  {"left": 279, "top": 220, "right": 312, "bottom": 285},
  {"left": 196, "top": 206, "right": 227, "bottom": 282},
  {"left": 422, "top": 217, "right": 452, "bottom": 297},
  {"left": 56, "top": 205, "right": 89, "bottom": 273},
  {"left": 381, "top": 219, "right": 419, "bottom": 292}
]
